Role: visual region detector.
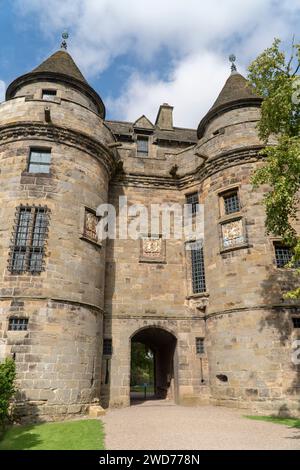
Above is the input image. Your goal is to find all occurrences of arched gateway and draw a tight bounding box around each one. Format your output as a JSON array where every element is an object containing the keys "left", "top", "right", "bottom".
[{"left": 130, "top": 327, "right": 177, "bottom": 402}]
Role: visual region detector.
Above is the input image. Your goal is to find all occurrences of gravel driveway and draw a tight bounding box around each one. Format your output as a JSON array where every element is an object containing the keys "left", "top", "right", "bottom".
[{"left": 102, "top": 399, "right": 300, "bottom": 450}]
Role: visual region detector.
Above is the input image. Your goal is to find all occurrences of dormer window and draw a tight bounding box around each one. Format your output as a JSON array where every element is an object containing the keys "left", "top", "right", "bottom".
[
  {"left": 42, "top": 89, "right": 57, "bottom": 101},
  {"left": 137, "top": 136, "right": 149, "bottom": 157}
]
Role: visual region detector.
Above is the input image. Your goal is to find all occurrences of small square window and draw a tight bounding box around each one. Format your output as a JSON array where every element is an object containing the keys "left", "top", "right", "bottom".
[
  {"left": 137, "top": 136, "right": 149, "bottom": 156},
  {"left": 223, "top": 191, "right": 240, "bottom": 215},
  {"left": 274, "top": 243, "right": 294, "bottom": 268},
  {"left": 42, "top": 89, "right": 57, "bottom": 101},
  {"left": 103, "top": 339, "right": 112, "bottom": 355},
  {"left": 196, "top": 337, "right": 205, "bottom": 354},
  {"left": 8, "top": 318, "right": 28, "bottom": 331},
  {"left": 292, "top": 317, "right": 300, "bottom": 328},
  {"left": 28, "top": 149, "right": 51, "bottom": 174},
  {"left": 186, "top": 192, "right": 199, "bottom": 215}
]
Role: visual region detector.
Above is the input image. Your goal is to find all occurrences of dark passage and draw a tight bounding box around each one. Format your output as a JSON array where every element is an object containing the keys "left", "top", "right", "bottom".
[{"left": 130, "top": 327, "right": 177, "bottom": 403}]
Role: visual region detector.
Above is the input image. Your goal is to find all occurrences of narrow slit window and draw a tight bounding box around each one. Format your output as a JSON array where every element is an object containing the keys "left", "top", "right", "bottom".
[{"left": 28, "top": 149, "right": 51, "bottom": 174}]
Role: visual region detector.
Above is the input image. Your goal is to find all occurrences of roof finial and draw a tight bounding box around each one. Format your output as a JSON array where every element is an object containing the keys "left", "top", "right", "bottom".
[
  {"left": 61, "top": 31, "right": 69, "bottom": 50},
  {"left": 229, "top": 54, "right": 237, "bottom": 73}
]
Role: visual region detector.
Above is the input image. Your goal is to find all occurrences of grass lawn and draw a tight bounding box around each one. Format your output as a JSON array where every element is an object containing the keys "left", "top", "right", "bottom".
[
  {"left": 130, "top": 385, "right": 154, "bottom": 394},
  {"left": 246, "top": 415, "right": 300, "bottom": 428},
  {"left": 0, "top": 419, "right": 105, "bottom": 450}
]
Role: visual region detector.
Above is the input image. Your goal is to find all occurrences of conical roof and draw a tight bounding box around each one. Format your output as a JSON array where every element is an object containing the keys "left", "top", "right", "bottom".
[
  {"left": 31, "top": 50, "right": 88, "bottom": 84},
  {"left": 197, "top": 72, "right": 262, "bottom": 138},
  {"left": 6, "top": 49, "right": 105, "bottom": 117}
]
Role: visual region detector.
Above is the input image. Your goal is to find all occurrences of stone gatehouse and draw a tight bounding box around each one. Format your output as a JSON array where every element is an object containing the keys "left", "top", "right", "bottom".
[{"left": 0, "top": 45, "right": 299, "bottom": 422}]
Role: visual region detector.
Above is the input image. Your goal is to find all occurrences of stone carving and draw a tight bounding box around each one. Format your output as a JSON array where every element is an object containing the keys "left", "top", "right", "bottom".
[
  {"left": 85, "top": 210, "right": 98, "bottom": 242},
  {"left": 222, "top": 219, "right": 244, "bottom": 247},
  {"left": 140, "top": 236, "right": 165, "bottom": 262},
  {"left": 143, "top": 238, "right": 162, "bottom": 258}
]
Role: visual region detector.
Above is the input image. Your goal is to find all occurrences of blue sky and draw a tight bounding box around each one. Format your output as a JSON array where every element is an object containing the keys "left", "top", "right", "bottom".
[{"left": 0, "top": 0, "right": 299, "bottom": 127}]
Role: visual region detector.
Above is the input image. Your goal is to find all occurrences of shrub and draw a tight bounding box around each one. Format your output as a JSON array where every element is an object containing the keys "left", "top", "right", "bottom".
[{"left": 0, "top": 357, "right": 16, "bottom": 428}]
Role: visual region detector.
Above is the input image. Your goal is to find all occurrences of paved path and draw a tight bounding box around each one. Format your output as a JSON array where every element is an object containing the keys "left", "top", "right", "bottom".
[{"left": 102, "top": 399, "right": 300, "bottom": 450}]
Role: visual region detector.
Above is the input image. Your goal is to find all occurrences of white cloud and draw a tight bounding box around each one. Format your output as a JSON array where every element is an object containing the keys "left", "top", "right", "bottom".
[
  {"left": 107, "top": 52, "right": 237, "bottom": 128},
  {"left": 15, "top": 0, "right": 300, "bottom": 126},
  {"left": 0, "top": 81, "right": 5, "bottom": 103}
]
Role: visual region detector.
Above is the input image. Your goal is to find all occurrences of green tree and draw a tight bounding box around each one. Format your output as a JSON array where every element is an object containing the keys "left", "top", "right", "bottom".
[
  {"left": 130, "top": 343, "right": 154, "bottom": 386},
  {"left": 0, "top": 357, "right": 16, "bottom": 429},
  {"left": 248, "top": 38, "right": 300, "bottom": 298}
]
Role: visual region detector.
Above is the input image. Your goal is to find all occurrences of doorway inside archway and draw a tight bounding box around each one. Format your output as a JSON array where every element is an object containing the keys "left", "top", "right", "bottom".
[{"left": 130, "top": 327, "right": 177, "bottom": 403}]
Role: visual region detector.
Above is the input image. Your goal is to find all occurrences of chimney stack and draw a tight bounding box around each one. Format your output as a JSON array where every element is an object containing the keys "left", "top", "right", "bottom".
[{"left": 155, "top": 103, "right": 174, "bottom": 130}]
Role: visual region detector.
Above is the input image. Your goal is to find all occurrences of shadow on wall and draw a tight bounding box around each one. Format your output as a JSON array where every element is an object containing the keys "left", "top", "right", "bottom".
[
  {"left": 100, "top": 181, "right": 126, "bottom": 409},
  {"left": 258, "top": 263, "right": 300, "bottom": 424}
]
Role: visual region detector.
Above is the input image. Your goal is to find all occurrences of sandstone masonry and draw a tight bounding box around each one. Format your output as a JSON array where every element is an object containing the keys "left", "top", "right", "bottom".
[{"left": 0, "top": 49, "right": 299, "bottom": 422}]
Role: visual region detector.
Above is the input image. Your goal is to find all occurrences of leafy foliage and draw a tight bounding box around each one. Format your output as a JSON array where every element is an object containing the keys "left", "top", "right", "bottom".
[
  {"left": 249, "top": 38, "right": 300, "bottom": 298},
  {"left": 0, "top": 357, "right": 16, "bottom": 428},
  {"left": 130, "top": 342, "right": 154, "bottom": 386}
]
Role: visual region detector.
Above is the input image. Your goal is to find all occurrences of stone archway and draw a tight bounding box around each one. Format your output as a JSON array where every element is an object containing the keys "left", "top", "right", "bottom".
[{"left": 130, "top": 326, "right": 177, "bottom": 402}]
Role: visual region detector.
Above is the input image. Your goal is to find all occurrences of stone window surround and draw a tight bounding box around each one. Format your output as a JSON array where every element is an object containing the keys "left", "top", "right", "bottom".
[
  {"left": 216, "top": 184, "right": 249, "bottom": 254},
  {"left": 269, "top": 237, "right": 298, "bottom": 270},
  {"left": 8, "top": 316, "right": 29, "bottom": 331},
  {"left": 185, "top": 191, "right": 199, "bottom": 216},
  {"left": 195, "top": 337, "right": 205, "bottom": 355},
  {"left": 218, "top": 184, "right": 242, "bottom": 218},
  {"left": 134, "top": 131, "right": 154, "bottom": 158},
  {"left": 41, "top": 88, "right": 58, "bottom": 101},
  {"left": 139, "top": 233, "right": 166, "bottom": 264},
  {"left": 79, "top": 205, "right": 102, "bottom": 249},
  {"left": 22, "top": 145, "right": 52, "bottom": 178},
  {"left": 6, "top": 315, "right": 29, "bottom": 335},
  {"left": 184, "top": 239, "right": 209, "bottom": 302},
  {"left": 8, "top": 204, "right": 50, "bottom": 275}
]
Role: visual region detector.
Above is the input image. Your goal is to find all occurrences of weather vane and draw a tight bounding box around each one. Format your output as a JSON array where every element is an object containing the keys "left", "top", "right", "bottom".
[
  {"left": 229, "top": 54, "right": 237, "bottom": 73},
  {"left": 61, "top": 31, "right": 69, "bottom": 50}
]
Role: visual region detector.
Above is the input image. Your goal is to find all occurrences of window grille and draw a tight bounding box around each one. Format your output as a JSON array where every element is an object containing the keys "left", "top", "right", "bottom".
[
  {"left": 274, "top": 243, "right": 294, "bottom": 268},
  {"left": 190, "top": 241, "right": 206, "bottom": 293},
  {"left": 223, "top": 191, "right": 240, "bottom": 215},
  {"left": 9, "top": 206, "right": 49, "bottom": 274},
  {"left": 196, "top": 337, "right": 205, "bottom": 354},
  {"left": 42, "top": 89, "right": 57, "bottom": 101},
  {"left": 8, "top": 317, "right": 28, "bottom": 331}
]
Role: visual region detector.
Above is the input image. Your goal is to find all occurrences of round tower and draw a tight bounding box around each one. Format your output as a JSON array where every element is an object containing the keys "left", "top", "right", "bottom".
[
  {"left": 0, "top": 45, "right": 118, "bottom": 421},
  {"left": 197, "top": 65, "right": 300, "bottom": 415}
]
